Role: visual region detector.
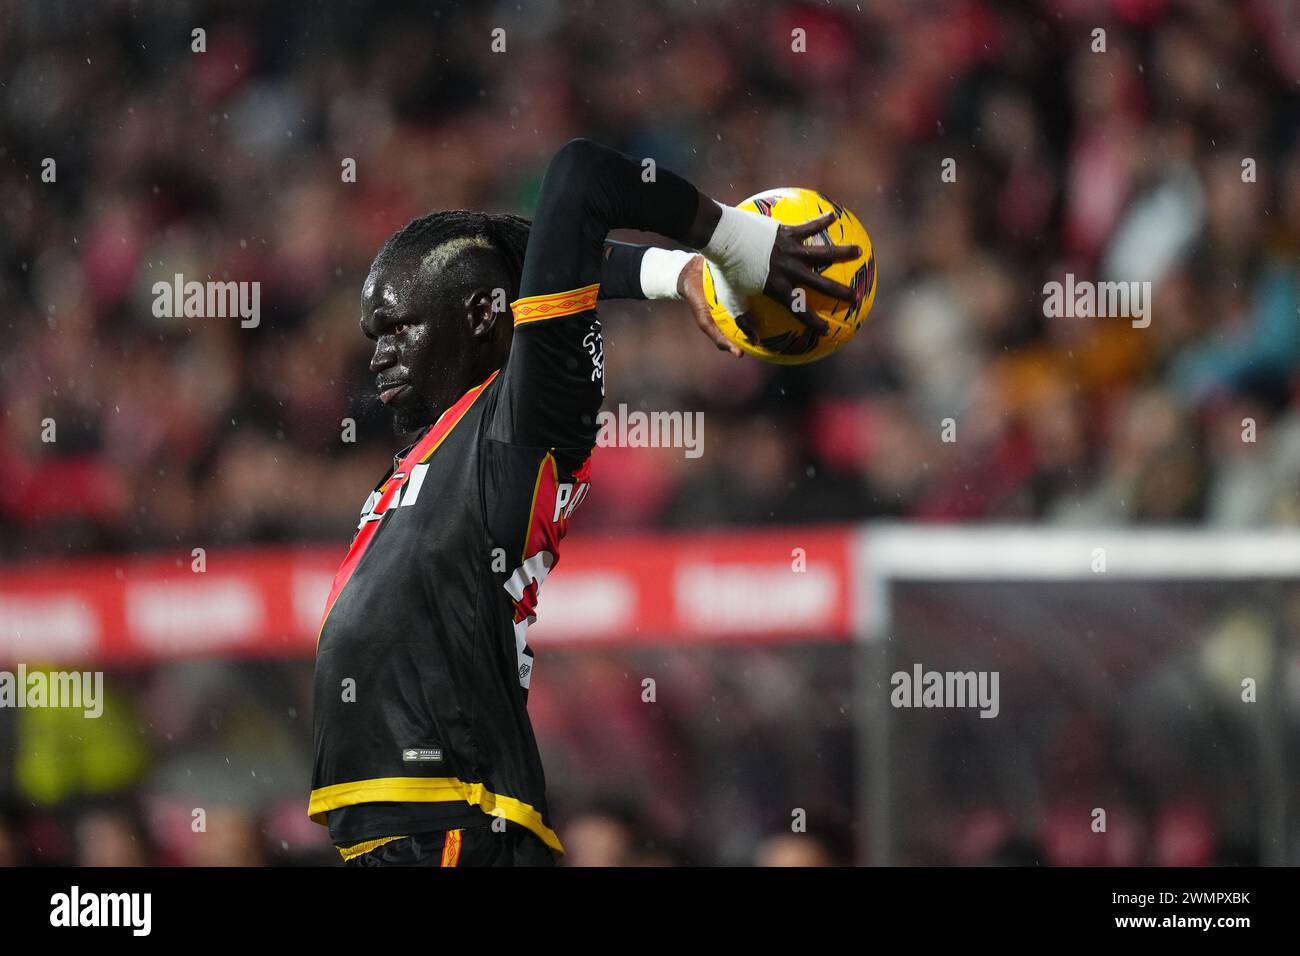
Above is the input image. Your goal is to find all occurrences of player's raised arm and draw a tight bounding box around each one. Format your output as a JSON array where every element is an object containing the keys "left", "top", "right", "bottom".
[
  {"left": 598, "top": 241, "right": 743, "bottom": 355},
  {"left": 493, "top": 138, "right": 860, "bottom": 452}
]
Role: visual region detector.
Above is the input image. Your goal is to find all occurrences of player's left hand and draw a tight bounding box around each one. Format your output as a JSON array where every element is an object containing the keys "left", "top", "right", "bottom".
[{"left": 763, "top": 212, "right": 861, "bottom": 335}]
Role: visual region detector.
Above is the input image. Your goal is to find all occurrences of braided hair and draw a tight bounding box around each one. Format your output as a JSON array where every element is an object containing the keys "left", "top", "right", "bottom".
[{"left": 377, "top": 210, "right": 532, "bottom": 301}]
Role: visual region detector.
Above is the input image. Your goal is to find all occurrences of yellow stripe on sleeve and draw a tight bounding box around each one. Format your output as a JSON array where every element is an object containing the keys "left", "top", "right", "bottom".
[{"left": 511, "top": 283, "right": 600, "bottom": 325}]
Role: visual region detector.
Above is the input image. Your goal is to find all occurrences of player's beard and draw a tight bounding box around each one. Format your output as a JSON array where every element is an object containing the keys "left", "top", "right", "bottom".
[{"left": 389, "top": 392, "right": 440, "bottom": 435}]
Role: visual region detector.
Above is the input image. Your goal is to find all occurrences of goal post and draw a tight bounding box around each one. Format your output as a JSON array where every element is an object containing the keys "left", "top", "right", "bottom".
[{"left": 854, "top": 524, "right": 1300, "bottom": 866}]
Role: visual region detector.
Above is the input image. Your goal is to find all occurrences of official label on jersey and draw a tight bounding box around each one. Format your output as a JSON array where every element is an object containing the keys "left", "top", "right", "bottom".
[{"left": 401, "top": 748, "right": 444, "bottom": 762}]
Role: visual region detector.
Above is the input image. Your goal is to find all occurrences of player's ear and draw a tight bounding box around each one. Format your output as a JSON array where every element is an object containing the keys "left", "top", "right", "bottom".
[{"left": 466, "top": 286, "right": 501, "bottom": 340}]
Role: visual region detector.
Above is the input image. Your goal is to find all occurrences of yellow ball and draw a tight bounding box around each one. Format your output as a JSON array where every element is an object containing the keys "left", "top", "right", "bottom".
[{"left": 702, "top": 187, "right": 877, "bottom": 364}]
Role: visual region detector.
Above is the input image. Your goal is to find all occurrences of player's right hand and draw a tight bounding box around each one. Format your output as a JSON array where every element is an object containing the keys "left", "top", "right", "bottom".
[{"left": 677, "top": 254, "right": 744, "bottom": 357}]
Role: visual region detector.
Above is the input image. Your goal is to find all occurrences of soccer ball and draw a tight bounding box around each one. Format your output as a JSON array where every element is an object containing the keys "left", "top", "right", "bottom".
[{"left": 701, "top": 187, "right": 877, "bottom": 364}]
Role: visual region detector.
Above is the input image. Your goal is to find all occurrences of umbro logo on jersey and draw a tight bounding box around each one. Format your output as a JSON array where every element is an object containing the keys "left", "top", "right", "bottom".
[{"left": 402, "top": 747, "right": 444, "bottom": 762}]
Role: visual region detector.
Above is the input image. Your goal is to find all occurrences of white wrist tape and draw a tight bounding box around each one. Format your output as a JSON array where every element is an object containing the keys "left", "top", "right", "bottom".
[
  {"left": 639, "top": 248, "right": 695, "bottom": 301},
  {"left": 702, "top": 201, "right": 779, "bottom": 295}
]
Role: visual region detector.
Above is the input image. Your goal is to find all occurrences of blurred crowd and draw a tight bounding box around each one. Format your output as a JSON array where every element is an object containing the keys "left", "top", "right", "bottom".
[
  {"left": 0, "top": 648, "right": 859, "bottom": 867},
  {"left": 0, "top": 622, "right": 1274, "bottom": 867},
  {"left": 2, "top": 0, "right": 1298, "bottom": 560}
]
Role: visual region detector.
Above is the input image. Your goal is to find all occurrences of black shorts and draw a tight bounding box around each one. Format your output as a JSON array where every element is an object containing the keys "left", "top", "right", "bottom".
[{"left": 338, "top": 823, "right": 557, "bottom": 867}]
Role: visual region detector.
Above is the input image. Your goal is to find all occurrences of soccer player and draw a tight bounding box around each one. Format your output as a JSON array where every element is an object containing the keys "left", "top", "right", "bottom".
[{"left": 309, "top": 139, "right": 861, "bottom": 866}]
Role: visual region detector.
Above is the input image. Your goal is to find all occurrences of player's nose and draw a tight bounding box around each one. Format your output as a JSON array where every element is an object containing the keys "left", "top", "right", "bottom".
[{"left": 369, "top": 337, "right": 398, "bottom": 373}]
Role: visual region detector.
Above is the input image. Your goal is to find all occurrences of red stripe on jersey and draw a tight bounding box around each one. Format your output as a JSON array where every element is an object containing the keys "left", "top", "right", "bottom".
[
  {"left": 315, "top": 370, "right": 499, "bottom": 646},
  {"left": 511, "top": 453, "right": 592, "bottom": 627}
]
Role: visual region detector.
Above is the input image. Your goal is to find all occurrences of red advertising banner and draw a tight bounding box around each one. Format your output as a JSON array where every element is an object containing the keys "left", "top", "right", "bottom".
[{"left": 0, "top": 526, "right": 858, "bottom": 665}]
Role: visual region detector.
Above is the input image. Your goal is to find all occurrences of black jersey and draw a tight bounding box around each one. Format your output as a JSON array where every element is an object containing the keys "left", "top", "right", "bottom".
[
  {"left": 309, "top": 283, "right": 603, "bottom": 856},
  {"left": 310, "top": 138, "right": 702, "bottom": 859}
]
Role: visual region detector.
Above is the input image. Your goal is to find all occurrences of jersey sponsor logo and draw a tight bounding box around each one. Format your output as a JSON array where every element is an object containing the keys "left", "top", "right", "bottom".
[
  {"left": 503, "top": 455, "right": 592, "bottom": 690},
  {"left": 317, "top": 372, "right": 498, "bottom": 646},
  {"left": 356, "top": 463, "right": 431, "bottom": 528},
  {"left": 552, "top": 480, "right": 591, "bottom": 522}
]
